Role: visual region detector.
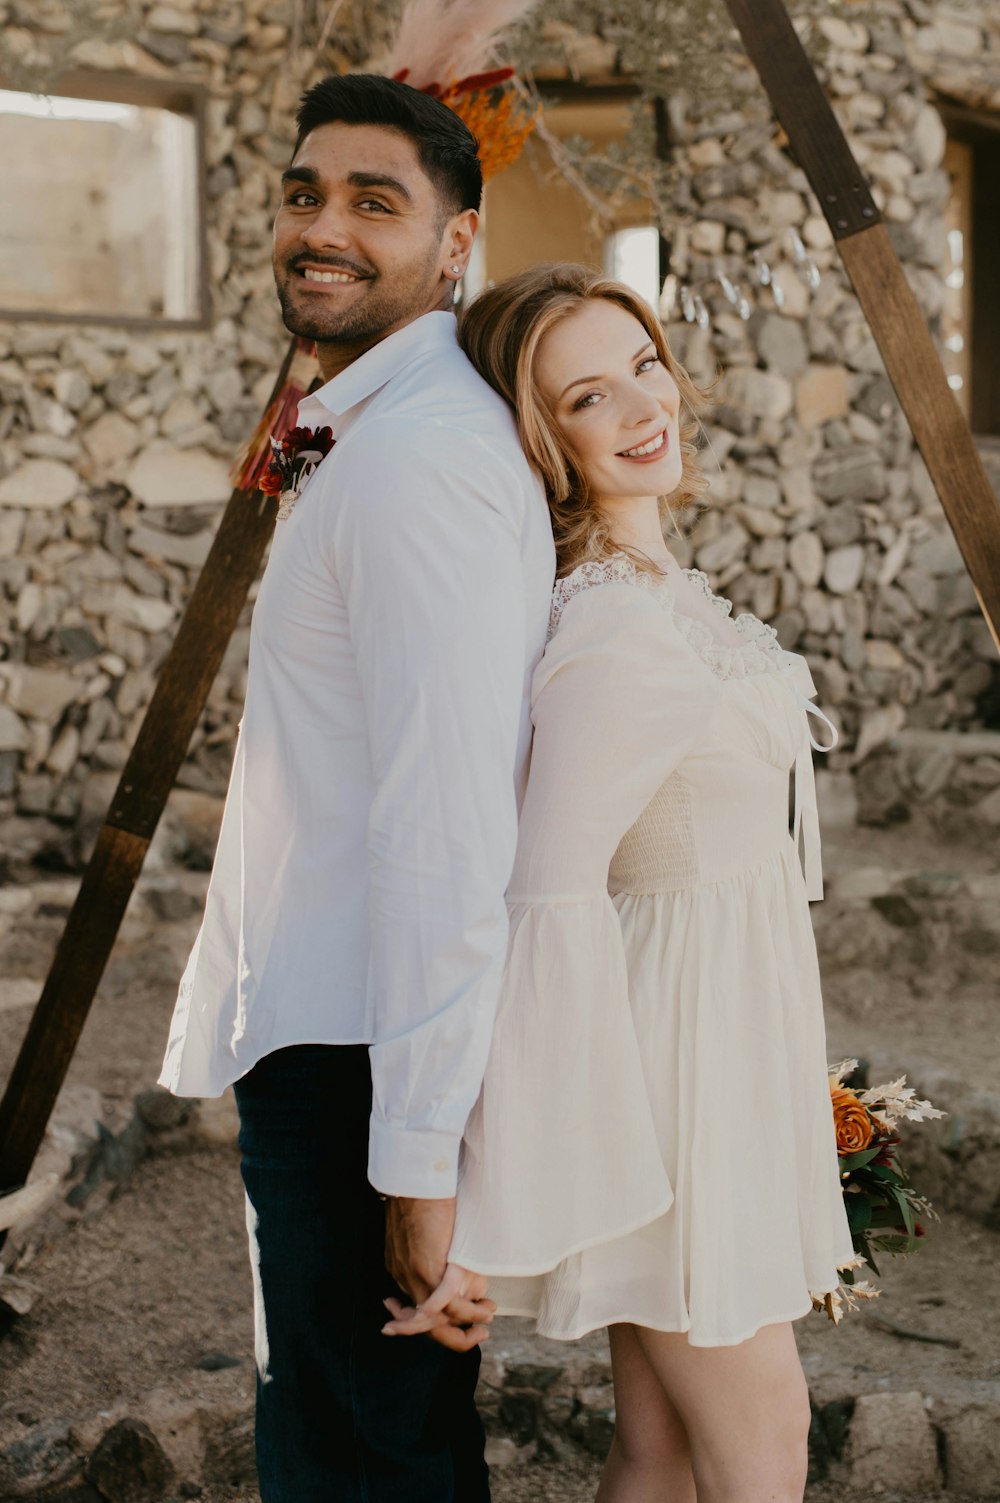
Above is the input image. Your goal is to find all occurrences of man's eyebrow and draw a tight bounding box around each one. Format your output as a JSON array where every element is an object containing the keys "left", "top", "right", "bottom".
[
  {"left": 279, "top": 165, "right": 415, "bottom": 201},
  {"left": 559, "top": 341, "right": 656, "bottom": 401},
  {"left": 346, "top": 170, "right": 414, "bottom": 201},
  {"left": 281, "top": 165, "right": 320, "bottom": 187}
]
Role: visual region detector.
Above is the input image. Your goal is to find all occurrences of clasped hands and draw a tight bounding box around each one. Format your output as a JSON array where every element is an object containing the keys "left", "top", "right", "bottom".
[{"left": 382, "top": 1195, "right": 495, "bottom": 1352}]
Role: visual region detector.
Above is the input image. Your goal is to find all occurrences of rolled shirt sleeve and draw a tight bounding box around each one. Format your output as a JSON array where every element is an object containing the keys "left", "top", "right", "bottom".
[{"left": 332, "top": 420, "right": 527, "bottom": 1198}]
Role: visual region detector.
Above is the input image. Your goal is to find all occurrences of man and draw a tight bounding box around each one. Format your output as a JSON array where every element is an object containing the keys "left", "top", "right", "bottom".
[{"left": 159, "top": 74, "right": 554, "bottom": 1500}]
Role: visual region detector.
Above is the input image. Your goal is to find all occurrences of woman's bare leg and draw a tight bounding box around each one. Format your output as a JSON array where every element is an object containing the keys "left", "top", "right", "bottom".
[
  {"left": 629, "top": 1321, "right": 810, "bottom": 1503},
  {"left": 596, "top": 1323, "right": 696, "bottom": 1503}
]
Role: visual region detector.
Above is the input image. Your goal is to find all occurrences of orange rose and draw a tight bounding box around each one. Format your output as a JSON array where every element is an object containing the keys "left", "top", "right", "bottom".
[{"left": 831, "top": 1086, "right": 875, "bottom": 1155}]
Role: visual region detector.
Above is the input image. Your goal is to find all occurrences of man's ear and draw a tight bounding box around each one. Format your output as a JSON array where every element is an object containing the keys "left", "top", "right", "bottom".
[{"left": 443, "top": 208, "right": 478, "bottom": 277}]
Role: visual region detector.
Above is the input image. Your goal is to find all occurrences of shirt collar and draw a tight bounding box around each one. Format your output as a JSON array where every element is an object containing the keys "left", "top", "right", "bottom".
[{"left": 297, "top": 311, "right": 459, "bottom": 427}]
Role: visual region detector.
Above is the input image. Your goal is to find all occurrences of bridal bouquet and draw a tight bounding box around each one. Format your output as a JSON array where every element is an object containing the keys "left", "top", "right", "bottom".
[{"left": 817, "top": 1060, "right": 944, "bottom": 1324}]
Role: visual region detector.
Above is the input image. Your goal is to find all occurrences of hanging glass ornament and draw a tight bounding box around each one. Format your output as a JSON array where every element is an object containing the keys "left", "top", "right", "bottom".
[{"left": 663, "top": 219, "right": 828, "bottom": 336}]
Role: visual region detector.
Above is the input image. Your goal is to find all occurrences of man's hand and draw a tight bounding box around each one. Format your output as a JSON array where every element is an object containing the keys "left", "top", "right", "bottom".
[
  {"left": 383, "top": 1196, "right": 495, "bottom": 1352},
  {"left": 383, "top": 1262, "right": 493, "bottom": 1347}
]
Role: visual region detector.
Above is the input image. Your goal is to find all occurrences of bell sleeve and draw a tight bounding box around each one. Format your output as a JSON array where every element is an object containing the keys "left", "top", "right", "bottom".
[{"left": 451, "top": 579, "right": 724, "bottom": 1276}]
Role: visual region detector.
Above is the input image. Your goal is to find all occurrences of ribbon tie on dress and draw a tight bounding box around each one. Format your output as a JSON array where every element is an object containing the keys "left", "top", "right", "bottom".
[{"left": 791, "top": 697, "right": 838, "bottom": 901}]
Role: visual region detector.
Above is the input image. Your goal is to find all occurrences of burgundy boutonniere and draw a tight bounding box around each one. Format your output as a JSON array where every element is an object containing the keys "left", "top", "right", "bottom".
[{"left": 259, "top": 424, "right": 335, "bottom": 519}]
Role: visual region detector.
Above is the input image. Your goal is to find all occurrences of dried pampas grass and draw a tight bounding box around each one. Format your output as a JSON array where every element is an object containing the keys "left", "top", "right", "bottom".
[{"left": 382, "top": 0, "right": 539, "bottom": 88}]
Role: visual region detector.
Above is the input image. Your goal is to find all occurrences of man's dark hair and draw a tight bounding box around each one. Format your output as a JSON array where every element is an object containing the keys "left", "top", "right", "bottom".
[{"left": 294, "top": 74, "right": 482, "bottom": 217}]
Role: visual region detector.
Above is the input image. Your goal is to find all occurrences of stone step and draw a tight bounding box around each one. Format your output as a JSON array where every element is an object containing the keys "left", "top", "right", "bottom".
[{"left": 1, "top": 1341, "right": 996, "bottom": 1498}]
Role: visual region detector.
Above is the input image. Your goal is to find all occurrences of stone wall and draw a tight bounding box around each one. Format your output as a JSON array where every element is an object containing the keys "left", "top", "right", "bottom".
[
  {"left": 0, "top": 0, "right": 999, "bottom": 866},
  {"left": 651, "top": 0, "right": 1000, "bottom": 835}
]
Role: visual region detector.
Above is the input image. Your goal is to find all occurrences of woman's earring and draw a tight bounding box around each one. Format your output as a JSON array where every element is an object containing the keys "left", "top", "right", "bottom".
[{"left": 451, "top": 265, "right": 461, "bottom": 275}]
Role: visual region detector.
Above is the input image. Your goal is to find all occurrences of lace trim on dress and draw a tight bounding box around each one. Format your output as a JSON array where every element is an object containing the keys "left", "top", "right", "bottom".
[{"left": 548, "top": 554, "right": 788, "bottom": 683}]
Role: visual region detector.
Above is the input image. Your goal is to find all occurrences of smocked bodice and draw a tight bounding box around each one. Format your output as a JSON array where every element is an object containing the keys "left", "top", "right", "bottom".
[
  {"left": 546, "top": 554, "right": 838, "bottom": 901},
  {"left": 608, "top": 773, "right": 702, "bottom": 894}
]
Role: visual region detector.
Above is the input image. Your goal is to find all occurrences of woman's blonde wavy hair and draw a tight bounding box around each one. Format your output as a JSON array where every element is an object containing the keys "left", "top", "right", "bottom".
[{"left": 458, "top": 262, "right": 713, "bottom": 578}]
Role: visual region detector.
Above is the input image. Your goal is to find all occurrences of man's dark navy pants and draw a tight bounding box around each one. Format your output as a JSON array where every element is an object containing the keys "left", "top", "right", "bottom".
[{"left": 234, "top": 1043, "right": 490, "bottom": 1502}]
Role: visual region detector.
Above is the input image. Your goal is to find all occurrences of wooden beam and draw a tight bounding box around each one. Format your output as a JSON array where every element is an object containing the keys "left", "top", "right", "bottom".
[
  {"left": 723, "top": 0, "right": 1000, "bottom": 649},
  {"left": 3, "top": 0, "right": 999, "bottom": 1202},
  {"left": 838, "top": 223, "right": 1000, "bottom": 640},
  {"left": 0, "top": 341, "right": 297, "bottom": 1197}
]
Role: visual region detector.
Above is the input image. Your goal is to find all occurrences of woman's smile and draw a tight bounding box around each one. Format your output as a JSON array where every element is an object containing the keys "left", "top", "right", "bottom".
[{"left": 617, "top": 427, "right": 669, "bottom": 463}]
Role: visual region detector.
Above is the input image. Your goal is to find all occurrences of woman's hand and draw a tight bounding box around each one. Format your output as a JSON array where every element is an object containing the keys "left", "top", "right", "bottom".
[{"left": 382, "top": 1261, "right": 496, "bottom": 1350}]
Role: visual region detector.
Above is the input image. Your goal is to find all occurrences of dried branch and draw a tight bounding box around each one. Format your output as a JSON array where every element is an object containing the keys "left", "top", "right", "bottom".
[
  {"left": 315, "top": 0, "right": 350, "bottom": 59},
  {"left": 868, "top": 1314, "right": 962, "bottom": 1349},
  {"left": 511, "top": 74, "right": 615, "bottom": 229}
]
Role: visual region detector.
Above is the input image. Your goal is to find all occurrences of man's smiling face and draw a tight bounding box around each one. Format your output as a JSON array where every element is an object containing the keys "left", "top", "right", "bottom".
[{"left": 272, "top": 121, "right": 472, "bottom": 349}]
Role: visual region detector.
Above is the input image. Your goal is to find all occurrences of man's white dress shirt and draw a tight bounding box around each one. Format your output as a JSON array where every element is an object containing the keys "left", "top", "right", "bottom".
[{"left": 159, "top": 311, "right": 555, "bottom": 1197}]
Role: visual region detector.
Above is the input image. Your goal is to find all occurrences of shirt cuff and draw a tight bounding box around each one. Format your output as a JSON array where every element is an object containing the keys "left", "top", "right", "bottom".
[{"left": 368, "top": 1118, "right": 462, "bottom": 1199}]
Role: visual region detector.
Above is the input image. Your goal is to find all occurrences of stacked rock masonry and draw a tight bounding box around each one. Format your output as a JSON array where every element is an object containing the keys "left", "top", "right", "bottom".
[{"left": 0, "top": 0, "right": 998, "bottom": 863}]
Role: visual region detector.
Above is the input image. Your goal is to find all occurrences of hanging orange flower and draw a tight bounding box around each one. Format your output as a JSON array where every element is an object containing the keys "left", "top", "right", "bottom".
[
  {"left": 397, "top": 65, "right": 538, "bottom": 182},
  {"left": 438, "top": 80, "right": 538, "bottom": 182}
]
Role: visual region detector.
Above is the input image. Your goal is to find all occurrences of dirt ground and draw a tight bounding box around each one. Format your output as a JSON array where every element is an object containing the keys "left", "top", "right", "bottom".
[
  {"left": 0, "top": 814, "right": 998, "bottom": 1501},
  {"left": 2, "top": 1141, "right": 996, "bottom": 1502}
]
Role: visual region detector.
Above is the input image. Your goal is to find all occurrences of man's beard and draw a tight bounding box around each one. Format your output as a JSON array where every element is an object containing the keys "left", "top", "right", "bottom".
[{"left": 274, "top": 251, "right": 440, "bottom": 346}]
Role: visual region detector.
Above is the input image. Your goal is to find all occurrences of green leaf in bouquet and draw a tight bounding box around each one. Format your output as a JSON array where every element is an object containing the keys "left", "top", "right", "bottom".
[
  {"left": 870, "top": 1183, "right": 920, "bottom": 1251},
  {"left": 839, "top": 1147, "right": 883, "bottom": 1172},
  {"left": 851, "top": 1168, "right": 890, "bottom": 1197},
  {"left": 870, "top": 1232, "right": 912, "bottom": 1257},
  {"left": 888, "top": 1182, "right": 916, "bottom": 1241},
  {"left": 846, "top": 1196, "right": 873, "bottom": 1233},
  {"left": 868, "top": 1205, "right": 909, "bottom": 1228}
]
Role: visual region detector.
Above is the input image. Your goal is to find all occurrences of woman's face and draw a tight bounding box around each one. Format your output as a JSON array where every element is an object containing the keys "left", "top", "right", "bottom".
[{"left": 534, "top": 299, "right": 683, "bottom": 503}]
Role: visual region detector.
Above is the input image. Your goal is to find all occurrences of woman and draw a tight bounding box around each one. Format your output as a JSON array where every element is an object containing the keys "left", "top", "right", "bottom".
[{"left": 385, "top": 263, "right": 855, "bottom": 1501}]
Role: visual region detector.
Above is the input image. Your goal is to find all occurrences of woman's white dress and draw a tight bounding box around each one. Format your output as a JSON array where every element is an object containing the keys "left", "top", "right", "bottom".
[{"left": 450, "top": 553, "right": 855, "bottom": 1347}]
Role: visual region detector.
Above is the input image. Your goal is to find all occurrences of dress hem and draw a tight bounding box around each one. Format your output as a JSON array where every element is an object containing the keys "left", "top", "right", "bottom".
[
  {"left": 455, "top": 1190, "right": 675, "bottom": 1280},
  {"left": 500, "top": 1295, "right": 824, "bottom": 1348}
]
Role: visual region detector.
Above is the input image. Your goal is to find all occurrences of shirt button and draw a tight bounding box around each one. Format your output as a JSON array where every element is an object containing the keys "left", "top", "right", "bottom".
[{"left": 433, "top": 1158, "right": 449, "bottom": 1173}]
